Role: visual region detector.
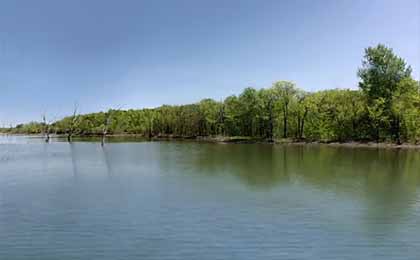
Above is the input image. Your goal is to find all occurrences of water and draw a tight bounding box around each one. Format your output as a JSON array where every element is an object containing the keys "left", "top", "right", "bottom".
[{"left": 1, "top": 136, "right": 420, "bottom": 259}]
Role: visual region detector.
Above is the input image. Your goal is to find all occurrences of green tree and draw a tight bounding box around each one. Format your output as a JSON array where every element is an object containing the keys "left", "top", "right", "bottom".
[
  {"left": 358, "top": 44, "right": 413, "bottom": 141},
  {"left": 391, "top": 78, "right": 420, "bottom": 143},
  {"left": 293, "top": 90, "right": 309, "bottom": 140},
  {"left": 358, "top": 44, "right": 412, "bottom": 102},
  {"left": 273, "top": 81, "right": 298, "bottom": 138},
  {"left": 224, "top": 95, "right": 241, "bottom": 136},
  {"left": 238, "top": 88, "right": 259, "bottom": 136},
  {"left": 367, "top": 98, "right": 387, "bottom": 142},
  {"left": 258, "top": 88, "right": 278, "bottom": 140}
]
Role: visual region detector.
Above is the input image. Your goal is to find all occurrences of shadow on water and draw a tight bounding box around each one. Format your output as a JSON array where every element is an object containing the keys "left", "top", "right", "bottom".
[
  {"left": 2, "top": 136, "right": 420, "bottom": 259},
  {"left": 49, "top": 139, "right": 420, "bottom": 200},
  {"left": 69, "top": 141, "right": 119, "bottom": 180},
  {"left": 69, "top": 142, "right": 79, "bottom": 180},
  {"left": 42, "top": 142, "right": 49, "bottom": 174},
  {"left": 179, "top": 143, "right": 292, "bottom": 188},
  {"left": 50, "top": 139, "right": 420, "bottom": 231},
  {"left": 361, "top": 149, "right": 420, "bottom": 235},
  {"left": 112, "top": 141, "right": 420, "bottom": 196},
  {"left": 165, "top": 143, "right": 420, "bottom": 227},
  {"left": 101, "top": 145, "right": 113, "bottom": 178}
]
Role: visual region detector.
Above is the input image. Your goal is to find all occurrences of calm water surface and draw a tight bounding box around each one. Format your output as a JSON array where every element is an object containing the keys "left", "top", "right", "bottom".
[{"left": 1, "top": 136, "right": 420, "bottom": 259}]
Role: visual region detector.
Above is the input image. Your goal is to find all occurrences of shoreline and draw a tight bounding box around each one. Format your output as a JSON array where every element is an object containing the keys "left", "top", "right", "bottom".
[
  {"left": 197, "top": 136, "right": 420, "bottom": 149},
  {"left": 2, "top": 133, "right": 420, "bottom": 149}
]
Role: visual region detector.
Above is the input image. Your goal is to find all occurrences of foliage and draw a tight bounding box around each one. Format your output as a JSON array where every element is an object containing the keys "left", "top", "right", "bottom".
[{"left": 2, "top": 44, "right": 419, "bottom": 144}]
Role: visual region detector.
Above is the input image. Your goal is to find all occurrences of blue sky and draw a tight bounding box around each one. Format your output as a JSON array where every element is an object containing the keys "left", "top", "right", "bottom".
[{"left": 0, "top": 0, "right": 419, "bottom": 125}]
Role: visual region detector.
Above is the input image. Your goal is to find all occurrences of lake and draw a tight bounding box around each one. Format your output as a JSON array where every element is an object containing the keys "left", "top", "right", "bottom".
[{"left": 1, "top": 136, "right": 420, "bottom": 259}]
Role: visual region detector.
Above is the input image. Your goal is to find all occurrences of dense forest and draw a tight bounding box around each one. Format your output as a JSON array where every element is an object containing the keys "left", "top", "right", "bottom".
[{"left": 2, "top": 44, "right": 420, "bottom": 144}]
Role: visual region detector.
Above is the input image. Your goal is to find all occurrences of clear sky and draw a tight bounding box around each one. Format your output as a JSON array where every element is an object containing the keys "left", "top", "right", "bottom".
[{"left": 0, "top": 0, "right": 419, "bottom": 125}]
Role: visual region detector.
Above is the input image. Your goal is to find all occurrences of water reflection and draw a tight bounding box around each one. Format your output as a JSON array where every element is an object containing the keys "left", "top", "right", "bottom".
[
  {"left": 176, "top": 143, "right": 420, "bottom": 229},
  {"left": 2, "top": 137, "right": 420, "bottom": 259},
  {"left": 101, "top": 145, "right": 113, "bottom": 178},
  {"left": 69, "top": 142, "right": 79, "bottom": 179},
  {"left": 19, "top": 139, "right": 420, "bottom": 209},
  {"left": 93, "top": 141, "right": 420, "bottom": 195},
  {"left": 178, "top": 143, "right": 420, "bottom": 192}
]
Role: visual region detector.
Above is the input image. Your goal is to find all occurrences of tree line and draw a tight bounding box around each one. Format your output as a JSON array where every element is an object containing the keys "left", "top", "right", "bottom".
[{"left": 2, "top": 44, "right": 420, "bottom": 144}]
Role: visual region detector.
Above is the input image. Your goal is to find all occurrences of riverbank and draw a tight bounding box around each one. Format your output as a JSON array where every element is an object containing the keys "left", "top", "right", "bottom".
[
  {"left": 196, "top": 136, "right": 420, "bottom": 149},
  {"left": 278, "top": 141, "right": 420, "bottom": 150},
  {"left": 2, "top": 133, "right": 419, "bottom": 149}
]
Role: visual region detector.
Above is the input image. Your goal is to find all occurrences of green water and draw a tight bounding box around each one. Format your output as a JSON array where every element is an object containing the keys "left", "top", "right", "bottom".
[{"left": 1, "top": 136, "right": 420, "bottom": 259}]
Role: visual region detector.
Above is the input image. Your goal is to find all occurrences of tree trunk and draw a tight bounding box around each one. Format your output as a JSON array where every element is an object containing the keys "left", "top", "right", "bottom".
[
  {"left": 300, "top": 109, "right": 307, "bottom": 139},
  {"left": 395, "top": 116, "right": 401, "bottom": 145},
  {"left": 283, "top": 103, "right": 288, "bottom": 138},
  {"left": 43, "top": 115, "right": 50, "bottom": 143},
  {"left": 268, "top": 100, "right": 274, "bottom": 141},
  {"left": 296, "top": 114, "right": 301, "bottom": 139}
]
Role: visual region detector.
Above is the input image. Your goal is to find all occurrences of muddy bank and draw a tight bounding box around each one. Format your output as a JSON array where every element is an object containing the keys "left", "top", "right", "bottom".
[{"left": 2, "top": 133, "right": 420, "bottom": 149}]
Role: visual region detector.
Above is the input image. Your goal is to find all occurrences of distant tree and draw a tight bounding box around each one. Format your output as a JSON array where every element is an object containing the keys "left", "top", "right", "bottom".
[
  {"left": 294, "top": 90, "right": 309, "bottom": 140},
  {"left": 367, "top": 98, "right": 387, "bottom": 142},
  {"left": 273, "top": 81, "right": 298, "bottom": 138},
  {"left": 198, "top": 99, "right": 219, "bottom": 136},
  {"left": 101, "top": 107, "right": 123, "bottom": 146},
  {"left": 67, "top": 103, "right": 80, "bottom": 143},
  {"left": 6, "top": 45, "right": 420, "bottom": 145},
  {"left": 358, "top": 44, "right": 412, "bottom": 103},
  {"left": 42, "top": 113, "right": 51, "bottom": 143},
  {"left": 224, "top": 95, "right": 241, "bottom": 136},
  {"left": 216, "top": 100, "right": 226, "bottom": 136},
  {"left": 143, "top": 109, "right": 156, "bottom": 138},
  {"left": 391, "top": 78, "right": 420, "bottom": 144},
  {"left": 238, "top": 88, "right": 259, "bottom": 136},
  {"left": 259, "top": 88, "right": 278, "bottom": 141},
  {"left": 101, "top": 111, "right": 112, "bottom": 146},
  {"left": 358, "top": 44, "right": 413, "bottom": 141}
]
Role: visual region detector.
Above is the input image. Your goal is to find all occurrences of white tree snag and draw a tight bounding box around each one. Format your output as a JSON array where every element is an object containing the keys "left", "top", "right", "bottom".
[
  {"left": 67, "top": 103, "right": 80, "bottom": 143},
  {"left": 42, "top": 114, "right": 50, "bottom": 143}
]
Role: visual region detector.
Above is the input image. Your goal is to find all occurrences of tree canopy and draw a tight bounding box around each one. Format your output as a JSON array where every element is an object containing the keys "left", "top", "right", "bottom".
[{"left": 3, "top": 44, "right": 420, "bottom": 144}]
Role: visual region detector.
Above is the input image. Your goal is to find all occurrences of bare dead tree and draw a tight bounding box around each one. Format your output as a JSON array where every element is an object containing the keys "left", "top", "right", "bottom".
[
  {"left": 67, "top": 103, "right": 80, "bottom": 143},
  {"left": 42, "top": 113, "right": 50, "bottom": 143},
  {"left": 8, "top": 124, "right": 12, "bottom": 136},
  {"left": 101, "top": 111, "right": 112, "bottom": 146},
  {"left": 101, "top": 106, "right": 122, "bottom": 146}
]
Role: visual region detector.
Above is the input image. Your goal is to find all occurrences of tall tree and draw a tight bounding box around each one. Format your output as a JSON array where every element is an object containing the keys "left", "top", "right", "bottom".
[
  {"left": 238, "top": 88, "right": 259, "bottom": 136},
  {"left": 67, "top": 104, "right": 80, "bottom": 143},
  {"left": 294, "top": 90, "right": 309, "bottom": 140},
  {"left": 273, "top": 81, "right": 298, "bottom": 138},
  {"left": 224, "top": 95, "right": 240, "bottom": 136},
  {"left": 391, "top": 78, "right": 420, "bottom": 144},
  {"left": 259, "top": 88, "right": 278, "bottom": 141},
  {"left": 358, "top": 44, "right": 412, "bottom": 103},
  {"left": 42, "top": 113, "right": 51, "bottom": 143},
  {"left": 358, "top": 44, "right": 412, "bottom": 141},
  {"left": 101, "top": 107, "right": 122, "bottom": 146}
]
